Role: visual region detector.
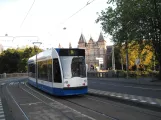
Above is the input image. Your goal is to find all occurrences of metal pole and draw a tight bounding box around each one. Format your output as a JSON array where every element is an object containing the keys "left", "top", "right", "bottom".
[
  {"left": 121, "top": 57, "right": 123, "bottom": 70},
  {"left": 33, "top": 42, "right": 42, "bottom": 87},
  {"left": 126, "top": 39, "right": 129, "bottom": 79},
  {"left": 112, "top": 45, "right": 115, "bottom": 70},
  {"left": 36, "top": 49, "right": 38, "bottom": 87}
]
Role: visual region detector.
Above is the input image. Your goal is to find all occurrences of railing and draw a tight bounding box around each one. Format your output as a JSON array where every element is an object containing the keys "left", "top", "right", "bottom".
[
  {"left": 0, "top": 73, "right": 28, "bottom": 79},
  {"left": 87, "top": 70, "right": 159, "bottom": 79}
]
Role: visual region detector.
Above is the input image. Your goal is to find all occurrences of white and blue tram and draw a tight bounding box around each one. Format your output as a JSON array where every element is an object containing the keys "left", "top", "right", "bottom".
[{"left": 27, "top": 48, "right": 88, "bottom": 96}]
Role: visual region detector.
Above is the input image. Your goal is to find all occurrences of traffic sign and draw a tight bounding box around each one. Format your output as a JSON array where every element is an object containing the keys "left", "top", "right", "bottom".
[{"left": 135, "top": 59, "right": 140, "bottom": 65}]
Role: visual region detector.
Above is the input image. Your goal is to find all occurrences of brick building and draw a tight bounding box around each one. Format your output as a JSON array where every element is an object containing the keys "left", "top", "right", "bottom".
[{"left": 78, "top": 32, "right": 107, "bottom": 70}]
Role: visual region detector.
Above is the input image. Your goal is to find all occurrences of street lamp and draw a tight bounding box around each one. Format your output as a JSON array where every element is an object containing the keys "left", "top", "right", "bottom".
[{"left": 33, "top": 42, "right": 42, "bottom": 87}]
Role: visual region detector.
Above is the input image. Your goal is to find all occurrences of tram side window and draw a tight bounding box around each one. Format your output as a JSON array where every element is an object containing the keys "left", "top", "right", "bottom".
[
  {"left": 48, "top": 59, "right": 52, "bottom": 82},
  {"left": 28, "top": 63, "right": 35, "bottom": 78},
  {"left": 53, "top": 58, "right": 62, "bottom": 83},
  {"left": 38, "top": 60, "right": 48, "bottom": 81}
]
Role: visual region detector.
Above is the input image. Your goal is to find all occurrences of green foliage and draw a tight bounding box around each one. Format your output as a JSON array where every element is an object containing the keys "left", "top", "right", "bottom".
[
  {"left": 96, "top": 0, "right": 161, "bottom": 79},
  {"left": 0, "top": 47, "right": 42, "bottom": 73}
]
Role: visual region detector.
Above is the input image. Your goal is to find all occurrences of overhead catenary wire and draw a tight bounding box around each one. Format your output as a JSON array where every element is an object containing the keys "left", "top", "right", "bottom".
[
  {"left": 20, "top": 0, "right": 36, "bottom": 28},
  {"left": 60, "top": 0, "right": 96, "bottom": 25}
]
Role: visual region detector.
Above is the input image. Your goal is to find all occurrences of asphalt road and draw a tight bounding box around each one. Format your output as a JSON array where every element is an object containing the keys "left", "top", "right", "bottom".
[
  {"left": 88, "top": 79, "right": 161, "bottom": 99},
  {"left": 0, "top": 78, "right": 161, "bottom": 120}
]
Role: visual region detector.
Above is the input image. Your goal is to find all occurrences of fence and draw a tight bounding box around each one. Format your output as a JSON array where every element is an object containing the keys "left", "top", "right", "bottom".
[
  {"left": 87, "top": 70, "right": 159, "bottom": 80},
  {"left": 0, "top": 73, "right": 28, "bottom": 79}
]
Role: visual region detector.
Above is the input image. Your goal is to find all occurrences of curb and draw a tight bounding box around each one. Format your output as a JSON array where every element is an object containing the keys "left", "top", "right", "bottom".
[{"left": 88, "top": 89, "right": 161, "bottom": 112}]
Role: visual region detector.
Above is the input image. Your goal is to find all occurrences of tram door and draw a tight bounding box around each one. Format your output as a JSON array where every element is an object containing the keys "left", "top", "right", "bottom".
[{"left": 53, "top": 59, "right": 62, "bottom": 88}]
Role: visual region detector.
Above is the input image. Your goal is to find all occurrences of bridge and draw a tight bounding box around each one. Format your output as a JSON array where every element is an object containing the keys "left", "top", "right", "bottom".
[{"left": 0, "top": 73, "right": 161, "bottom": 120}]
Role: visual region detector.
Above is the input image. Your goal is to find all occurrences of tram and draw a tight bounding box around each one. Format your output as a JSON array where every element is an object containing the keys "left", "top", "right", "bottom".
[{"left": 27, "top": 48, "right": 88, "bottom": 96}]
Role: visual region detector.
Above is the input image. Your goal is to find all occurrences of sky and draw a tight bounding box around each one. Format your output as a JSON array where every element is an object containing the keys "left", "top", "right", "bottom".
[{"left": 0, "top": 0, "right": 113, "bottom": 50}]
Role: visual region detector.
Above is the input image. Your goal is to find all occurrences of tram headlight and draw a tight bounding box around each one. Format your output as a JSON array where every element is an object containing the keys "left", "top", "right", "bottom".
[{"left": 64, "top": 81, "right": 68, "bottom": 84}]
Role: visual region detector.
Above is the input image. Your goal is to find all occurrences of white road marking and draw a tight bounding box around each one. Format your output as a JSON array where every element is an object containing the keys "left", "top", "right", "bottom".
[
  {"left": 0, "top": 99, "right": 5, "bottom": 120},
  {"left": 0, "top": 83, "right": 5, "bottom": 86},
  {"left": 131, "top": 99, "right": 138, "bottom": 101},
  {"left": 9, "top": 82, "right": 14, "bottom": 85},
  {"left": 124, "top": 97, "right": 129, "bottom": 99},
  {"left": 0, "top": 115, "right": 4, "bottom": 118},
  {"left": 116, "top": 96, "right": 122, "bottom": 98},
  {"left": 150, "top": 102, "right": 157, "bottom": 104},
  {"left": 110, "top": 94, "right": 116, "bottom": 96},
  {"left": 20, "top": 102, "right": 42, "bottom": 106},
  {"left": 0, "top": 111, "right": 4, "bottom": 114}
]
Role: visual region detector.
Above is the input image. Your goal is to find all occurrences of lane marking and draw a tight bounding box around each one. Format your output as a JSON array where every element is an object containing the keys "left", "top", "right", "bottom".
[
  {"left": 0, "top": 115, "right": 4, "bottom": 118},
  {"left": 20, "top": 102, "right": 42, "bottom": 106},
  {"left": 116, "top": 96, "right": 122, "bottom": 98},
  {"left": 150, "top": 102, "right": 157, "bottom": 105},
  {"left": 131, "top": 99, "right": 138, "bottom": 101},
  {"left": 124, "top": 97, "right": 129, "bottom": 99},
  {"left": 0, "top": 83, "right": 5, "bottom": 86},
  {"left": 0, "top": 111, "right": 4, "bottom": 114},
  {"left": 110, "top": 94, "right": 116, "bottom": 96}
]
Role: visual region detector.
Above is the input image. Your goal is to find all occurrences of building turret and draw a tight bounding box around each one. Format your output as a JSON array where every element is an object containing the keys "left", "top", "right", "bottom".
[
  {"left": 78, "top": 33, "right": 86, "bottom": 48},
  {"left": 98, "top": 32, "right": 104, "bottom": 42},
  {"left": 69, "top": 42, "right": 72, "bottom": 48},
  {"left": 58, "top": 43, "right": 61, "bottom": 48},
  {"left": 97, "top": 32, "right": 106, "bottom": 49}
]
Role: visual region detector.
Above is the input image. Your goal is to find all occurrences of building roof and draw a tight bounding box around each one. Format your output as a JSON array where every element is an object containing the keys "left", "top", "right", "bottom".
[
  {"left": 98, "top": 32, "right": 104, "bottom": 42},
  {"left": 88, "top": 36, "right": 94, "bottom": 43},
  {"left": 69, "top": 42, "right": 72, "bottom": 48},
  {"left": 78, "top": 33, "right": 86, "bottom": 43}
]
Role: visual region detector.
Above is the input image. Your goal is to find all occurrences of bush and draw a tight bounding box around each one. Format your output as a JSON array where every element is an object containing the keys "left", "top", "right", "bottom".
[
  {"left": 116, "top": 70, "right": 127, "bottom": 77},
  {"left": 149, "top": 71, "right": 159, "bottom": 78},
  {"left": 129, "top": 71, "right": 137, "bottom": 78}
]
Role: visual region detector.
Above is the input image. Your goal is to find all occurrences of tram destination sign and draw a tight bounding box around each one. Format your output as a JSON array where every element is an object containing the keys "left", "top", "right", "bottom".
[{"left": 58, "top": 49, "right": 85, "bottom": 56}]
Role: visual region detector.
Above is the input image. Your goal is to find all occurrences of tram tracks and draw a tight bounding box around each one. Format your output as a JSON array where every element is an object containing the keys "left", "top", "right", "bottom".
[
  {"left": 24, "top": 83, "right": 118, "bottom": 120},
  {"left": 22, "top": 83, "right": 96, "bottom": 120},
  {"left": 5, "top": 81, "right": 161, "bottom": 120},
  {"left": 6, "top": 82, "right": 93, "bottom": 120},
  {"left": 24, "top": 83, "right": 161, "bottom": 120}
]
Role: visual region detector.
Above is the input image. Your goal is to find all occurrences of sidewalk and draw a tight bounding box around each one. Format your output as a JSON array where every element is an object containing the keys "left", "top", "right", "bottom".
[
  {"left": 88, "top": 89, "right": 161, "bottom": 111},
  {"left": 88, "top": 77, "right": 161, "bottom": 86}
]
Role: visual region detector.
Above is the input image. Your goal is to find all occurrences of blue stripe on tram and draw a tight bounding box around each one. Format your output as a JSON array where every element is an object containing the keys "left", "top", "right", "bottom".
[{"left": 28, "top": 79, "right": 88, "bottom": 96}]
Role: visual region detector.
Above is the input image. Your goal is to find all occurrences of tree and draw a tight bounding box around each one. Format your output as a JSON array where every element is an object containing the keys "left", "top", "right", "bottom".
[
  {"left": 0, "top": 47, "right": 42, "bottom": 74},
  {"left": 96, "top": 0, "right": 161, "bottom": 79}
]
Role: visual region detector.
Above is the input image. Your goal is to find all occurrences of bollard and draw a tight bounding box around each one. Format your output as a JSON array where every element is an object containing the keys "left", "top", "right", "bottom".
[{"left": 3, "top": 73, "right": 6, "bottom": 78}]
